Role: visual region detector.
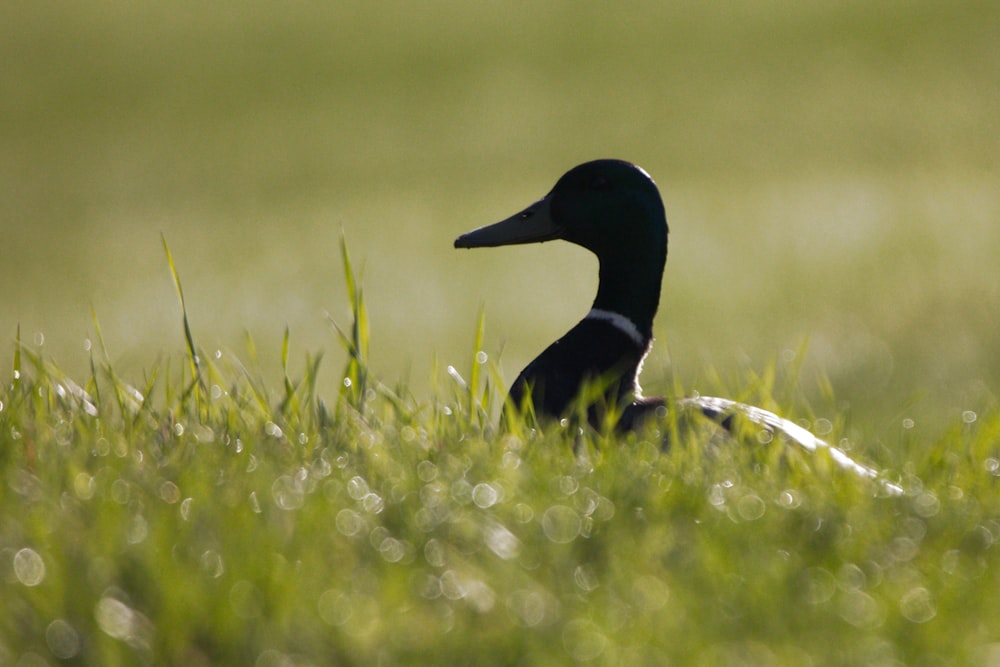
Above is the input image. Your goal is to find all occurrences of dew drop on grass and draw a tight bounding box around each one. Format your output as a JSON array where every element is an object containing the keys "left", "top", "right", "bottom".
[
  {"left": 562, "top": 619, "right": 607, "bottom": 661},
  {"left": 94, "top": 596, "right": 152, "bottom": 648},
  {"left": 94, "top": 597, "right": 131, "bottom": 639},
  {"left": 420, "top": 482, "right": 447, "bottom": 509},
  {"left": 13, "top": 548, "right": 45, "bottom": 586},
  {"left": 513, "top": 503, "right": 534, "bottom": 523},
  {"left": 200, "top": 550, "right": 225, "bottom": 578},
  {"left": 707, "top": 484, "right": 726, "bottom": 508},
  {"left": 472, "top": 483, "right": 499, "bottom": 508},
  {"left": 633, "top": 575, "right": 670, "bottom": 612},
  {"left": 311, "top": 457, "right": 332, "bottom": 479},
  {"left": 507, "top": 589, "right": 554, "bottom": 627},
  {"left": 890, "top": 536, "right": 919, "bottom": 562},
  {"left": 110, "top": 479, "right": 130, "bottom": 505},
  {"left": 159, "top": 481, "right": 180, "bottom": 504},
  {"left": 46, "top": 619, "right": 81, "bottom": 659},
  {"left": 229, "top": 580, "right": 262, "bottom": 619},
  {"left": 801, "top": 567, "right": 836, "bottom": 605},
  {"left": 248, "top": 492, "right": 261, "bottom": 514},
  {"left": 814, "top": 418, "right": 833, "bottom": 436},
  {"left": 900, "top": 587, "right": 936, "bottom": 623},
  {"left": 272, "top": 475, "right": 305, "bottom": 510},
  {"left": 416, "top": 461, "right": 437, "bottom": 482},
  {"left": 837, "top": 589, "right": 882, "bottom": 628},
  {"left": 336, "top": 509, "right": 364, "bottom": 537},
  {"left": 413, "top": 507, "right": 436, "bottom": 532},
  {"left": 347, "top": 476, "right": 370, "bottom": 500},
  {"left": 74, "top": 473, "right": 96, "bottom": 500},
  {"left": 776, "top": 489, "right": 802, "bottom": 509},
  {"left": 439, "top": 570, "right": 465, "bottom": 600},
  {"left": 541, "top": 505, "right": 581, "bottom": 544},
  {"left": 573, "top": 565, "right": 599, "bottom": 592},
  {"left": 557, "top": 476, "right": 578, "bottom": 496},
  {"left": 464, "top": 578, "right": 496, "bottom": 613},
  {"left": 484, "top": 522, "right": 520, "bottom": 560},
  {"left": 126, "top": 515, "right": 149, "bottom": 545},
  {"left": 424, "top": 538, "right": 446, "bottom": 568},
  {"left": 737, "top": 494, "right": 766, "bottom": 521},
  {"left": 317, "top": 590, "right": 352, "bottom": 626},
  {"left": 362, "top": 492, "right": 384, "bottom": 514},
  {"left": 379, "top": 537, "right": 407, "bottom": 563},
  {"left": 575, "top": 488, "right": 599, "bottom": 516},
  {"left": 416, "top": 573, "right": 442, "bottom": 599},
  {"left": 451, "top": 479, "right": 473, "bottom": 505},
  {"left": 192, "top": 424, "right": 215, "bottom": 443},
  {"left": 501, "top": 451, "right": 521, "bottom": 469},
  {"left": 838, "top": 563, "right": 867, "bottom": 591},
  {"left": 256, "top": 649, "right": 294, "bottom": 667},
  {"left": 265, "top": 421, "right": 283, "bottom": 439}
]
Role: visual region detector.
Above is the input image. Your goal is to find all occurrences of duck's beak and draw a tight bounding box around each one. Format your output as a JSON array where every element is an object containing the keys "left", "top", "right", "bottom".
[{"left": 454, "top": 195, "right": 562, "bottom": 248}]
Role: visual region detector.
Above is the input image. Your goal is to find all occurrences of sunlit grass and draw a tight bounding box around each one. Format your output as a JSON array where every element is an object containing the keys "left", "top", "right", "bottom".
[{"left": 3, "top": 250, "right": 1000, "bottom": 665}]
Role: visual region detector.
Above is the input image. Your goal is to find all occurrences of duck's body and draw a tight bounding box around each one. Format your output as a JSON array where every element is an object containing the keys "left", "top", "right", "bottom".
[
  {"left": 454, "top": 159, "right": 901, "bottom": 493},
  {"left": 456, "top": 159, "right": 668, "bottom": 429},
  {"left": 507, "top": 310, "right": 664, "bottom": 430}
]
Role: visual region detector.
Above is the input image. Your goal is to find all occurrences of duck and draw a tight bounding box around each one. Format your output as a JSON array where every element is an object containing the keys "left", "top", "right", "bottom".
[{"left": 454, "top": 159, "right": 901, "bottom": 492}]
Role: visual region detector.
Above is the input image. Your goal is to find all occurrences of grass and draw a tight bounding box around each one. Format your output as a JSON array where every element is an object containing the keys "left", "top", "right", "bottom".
[
  {"left": 3, "top": 247, "right": 1000, "bottom": 666},
  {"left": 3, "top": 1, "right": 999, "bottom": 437}
]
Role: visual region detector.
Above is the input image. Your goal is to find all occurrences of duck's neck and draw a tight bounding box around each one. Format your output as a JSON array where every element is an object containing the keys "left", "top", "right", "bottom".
[{"left": 591, "top": 248, "right": 665, "bottom": 341}]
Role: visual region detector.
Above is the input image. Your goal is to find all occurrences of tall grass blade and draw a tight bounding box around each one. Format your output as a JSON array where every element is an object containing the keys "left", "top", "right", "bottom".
[
  {"left": 332, "top": 235, "right": 370, "bottom": 412},
  {"left": 12, "top": 324, "right": 21, "bottom": 386},
  {"left": 161, "top": 234, "right": 204, "bottom": 399},
  {"left": 468, "top": 307, "right": 487, "bottom": 423}
]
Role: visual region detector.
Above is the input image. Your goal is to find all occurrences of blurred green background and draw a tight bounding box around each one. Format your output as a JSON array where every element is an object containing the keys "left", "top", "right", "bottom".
[{"left": 2, "top": 1, "right": 998, "bottom": 432}]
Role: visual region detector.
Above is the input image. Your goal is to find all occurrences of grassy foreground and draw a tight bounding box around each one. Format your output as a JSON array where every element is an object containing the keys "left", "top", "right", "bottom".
[{"left": 3, "top": 253, "right": 1000, "bottom": 666}]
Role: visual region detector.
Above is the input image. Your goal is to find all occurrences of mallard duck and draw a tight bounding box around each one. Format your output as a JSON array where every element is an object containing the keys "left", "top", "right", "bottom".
[{"left": 454, "top": 159, "right": 900, "bottom": 492}]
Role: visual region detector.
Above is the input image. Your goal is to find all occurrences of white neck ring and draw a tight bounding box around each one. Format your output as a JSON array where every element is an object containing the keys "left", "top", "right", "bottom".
[{"left": 585, "top": 308, "right": 646, "bottom": 346}]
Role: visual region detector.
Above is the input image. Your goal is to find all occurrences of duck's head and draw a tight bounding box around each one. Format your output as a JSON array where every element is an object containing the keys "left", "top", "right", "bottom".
[
  {"left": 455, "top": 159, "right": 668, "bottom": 255},
  {"left": 455, "top": 159, "right": 669, "bottom": 336}
]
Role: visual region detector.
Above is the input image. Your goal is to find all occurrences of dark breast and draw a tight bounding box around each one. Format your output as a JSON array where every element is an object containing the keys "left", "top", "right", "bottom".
[{"left": 508, "top": 318, "right": 650, "bottom": 421}]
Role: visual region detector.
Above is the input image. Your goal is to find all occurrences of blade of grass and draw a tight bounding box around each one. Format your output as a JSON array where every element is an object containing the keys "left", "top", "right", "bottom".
[
  {"left": 331, "top": 234, "right": 370, "bottom": 412},
  {"left": 161, "top": 234, "right": 203, "bottom": 398},
  {"left": 13, "top": 324, "right": 21, "bottom": 385}
]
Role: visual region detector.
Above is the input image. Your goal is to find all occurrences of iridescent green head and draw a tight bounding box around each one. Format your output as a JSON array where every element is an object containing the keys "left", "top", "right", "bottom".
[{"left": 455, "top": 159, "right": 669, "bottom": 336}]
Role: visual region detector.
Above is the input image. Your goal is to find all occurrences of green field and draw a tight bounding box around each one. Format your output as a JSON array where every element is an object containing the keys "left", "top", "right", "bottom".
[{"left": 2, "top": 1, "right": 1000, "bottom": 664}]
